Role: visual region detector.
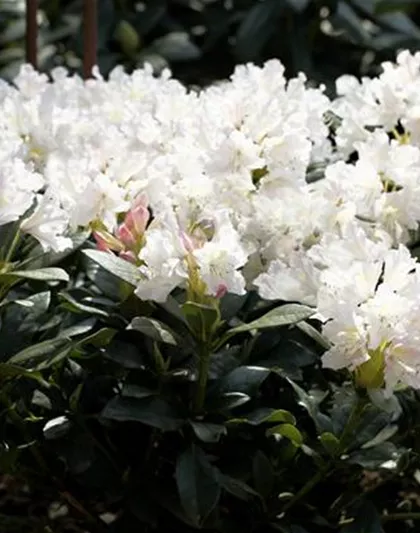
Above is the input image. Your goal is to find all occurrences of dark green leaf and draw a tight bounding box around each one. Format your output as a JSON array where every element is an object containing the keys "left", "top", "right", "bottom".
[
  {"left": 297, "top": 321, "right": 331, "bottom": 349},
  {"left": 8, "top": 338, "right": 69, "bottom": 364},
  {"left": 122, "top": 384, "right": 156, "bottom": 399},
  {"left": 175, "top": 445, "right": 221, "bottom": 526},
  {"left": 2, "top": 267, "right": 69, "bottom": 282},
  {"left": 286, "top": 378, "right": 332, "bottom": 433},
  {"left": 83, "top": 249, "right": 141, "bottom": 286},
  {"left": 253, "top": 450, "right": 274, "bottom": 497},
  {"left": 190, "top": 422, "right": 227, "bottom": 443},
  {"left": 286, "top": 0, "right": 310, "bottom": 12},
  {"left": 43, "top": 416, "right": 71, "bottom": 440},
  {"left": 211, "top": 392, "right": 251, "bottom": 411},
  {"left": 102, "top": 396, "right": 184, "bottom": 430},
  {"left": 341, "top": 500, "right": 384, "bottom": 533},
  {"left": 228, "top": 304, "right": 314, "bottom": 335},
  {"left": 128, "top": 316, "right": 177, "bottom": 345},
  {"left": 246, "top": 408, "right": 296, "bottom": 426},
  {"left": 376, "top": 11, "right": 420, "bottom": 39},
  {"left": 76, "top": 328, "right": 117, "bottom": 348},
  {"left": 347, "top": 442, "right": 402, "bottom": 470},
  {"left": 151, "top": 32, "right": 201, "bottom": 61},
  {"left": 58, "top": 292, "right": 109, "bottom": 318},
  {"left": 216, "top": 366, "right": 270, "bottom": 396},
  {"left": 235, "top": 0, "right": 286, "bottom": 61},
  {"left": 104, "top": 340, "right": 144, "bottom": 369},
  {"left": 0, "top": 363, "right": 49, "bottom": 387},
  {"left": 217, "top": 474, "right": 260, "bottom": 501},
  {"left": 182, "top": 301, "right": 221, "bottom": 342},
  {"left": 333, "top": 2, "right": 371, "bottom": 44}
]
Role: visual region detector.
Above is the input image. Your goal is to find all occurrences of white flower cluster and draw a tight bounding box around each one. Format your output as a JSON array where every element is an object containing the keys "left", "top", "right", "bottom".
[{"left": 3, "top": 51, "right": 420, "bottom": 391}]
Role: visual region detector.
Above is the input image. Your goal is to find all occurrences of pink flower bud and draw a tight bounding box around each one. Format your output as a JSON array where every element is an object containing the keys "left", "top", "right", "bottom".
[
  {"left": 124, "top": 204, "right": 150, "bottom": 236},
  {"left": 117, "top": 223, "right": 137, "bottom": 248},
  {"left": 215, "top": 283, "right": 228, "bottom": 299},
  {"left": 93, "top": 230, "right": 124, "bottom": 253},
  {"left": 180, "top": 231, "right": 195, "bottom": 253},
  {"left": 119, "top": 250, "right": 137, "bottom": 263}
]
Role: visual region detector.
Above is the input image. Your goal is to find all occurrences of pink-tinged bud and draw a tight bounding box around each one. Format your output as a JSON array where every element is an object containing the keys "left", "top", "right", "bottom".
[
  {"left": 93, "top": 231, "right": 124, "bottom": 253},
  {"left": 180, "top": 231, "right": 195, "bottom": 253},
  {"left": 133, "top": 193, "right": 148, "bottom": 209},
  {"left": 124, "top": 204, "right": 150, "bottom": 236},
  {"left": 119, "top": 250, "right": 137, "bottom": 263},
  {"left": 117, "top": 223, "right": 137, "bottom": 248},
  {"left": 215, "top": 283, "right": 228, "bottom": 299}
]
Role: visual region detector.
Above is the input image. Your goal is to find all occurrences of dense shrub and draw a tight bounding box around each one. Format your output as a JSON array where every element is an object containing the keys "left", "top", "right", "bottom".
[
  {"left": 4, "top": 50, "right": 420, "bottom": 533},
  {"left": 3, "top": 0, "right": 420, "bottom": 90}
]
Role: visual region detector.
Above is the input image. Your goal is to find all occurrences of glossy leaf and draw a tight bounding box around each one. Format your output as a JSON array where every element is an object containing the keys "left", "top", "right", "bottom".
[
  {"left": 175, "top": 445, "right": 221, "bottom": 526},
  {"left": 102, "top": 396, "right": 184, "bottom": 431},
  {"left": 83, "top": 249, "right": 141, "bottom": 287},
  {"left": 228, "top": 304, "right": 314, "bottom": 335},
  {"left": 127, "top": 316, "right": 177, "bottom": 345}
]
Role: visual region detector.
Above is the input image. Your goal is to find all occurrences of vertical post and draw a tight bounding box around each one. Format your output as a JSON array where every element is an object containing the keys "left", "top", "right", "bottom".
[
  {"left": 83, "top": 0, "right": 98, "bottom": 79},
  {"left": 25, "top": 0, "right": 38, "bottom": 68}
]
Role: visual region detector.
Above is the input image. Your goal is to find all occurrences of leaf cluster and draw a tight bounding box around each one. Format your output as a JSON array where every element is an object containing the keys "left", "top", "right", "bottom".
[
  {"left": 2, "top": 0, "right": 420, "bottom": 91},
  {"left": 1, "top": 247, "right": 420, "bottom": 533}
]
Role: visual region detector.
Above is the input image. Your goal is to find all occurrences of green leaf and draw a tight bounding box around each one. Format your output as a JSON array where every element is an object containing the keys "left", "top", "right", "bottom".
[
  {"left": 235, "top": 0, "right": 286, "bottom": 61},
  {"left": 114, "top": 20, "right": 140, "bottom": 55},
  {"left": 102, "top": 396, "right": 184, "bottom": 431},
  {"left": 266, "top": 423, "right": 304, "bottom": 446},
  {"left": 8, "top": 338, "right": 68, "bottom": 364},
  {"left": 216, "top": 366, "right": 270, "bottom": 396},
  {"left": 105, "top": 340, "right": 144, "bottom": 369},
  {"left": 245, "top": 408, "right": 296, "bottom": 426},
  {"left": 347, "top": 442, "right": 402, "bottom": 470},
  {"left": 319, "top": 432, "right": 340, "bottom": 456},
  {"left": 175, "top": 445, "right": 221, "bottom": 526},
  {"left": 2, "top": 267, "right": 69, "bottom": 282},
  {"left": 341, "top": 500, "right": 384, "bottom": 532},
  {"left": 286, "top": 0, "right": 310, "bottom": 12},
  {"left": 211, "top": 392, "right": 251, "bottom": 411},
  {"left": 0, "top": 363, "right": 49, "bottom": 387},
  {"left": 127, "top": 316, "right": 177, "bottom": 345},
  {"left": 333, "top": 2, "right": 371, "bottom": 44},
  {"left": 122, "top": 384, "right": 156, "bottom": 399},
  {"left": 58, "top": 292, "right": 109, "bottom": 318},
  {"left": 217, "top": 474, "right": 260, "bottom": 501},
  {"left": 24, "top": 230, "right": 90, "bottom": 269},
  {"left": 182, "top": 301, "right": 221, "bottom": 342},
  {"left": 227, "top": 304, "right": 314, "bottom": 335},
  {"left": 374, "top": 0, "right": 420, "bottom": 14},
  {"left": 219, "top": 293, "right": 248, "bottom": 321},
  {"left": 43, "top": 416, "right": 71, "bottom": 440},
  {"left": 286, "top": 378, "right": 332, "bottom": 433},
  {"left": 83, "top": 249, "right": 141, "bottom": 286},
  {"left": 253, "top": 451, "right": 274, "bottom": 497},
  {"left": 190, "top": 422, "right": 227, "bottom": 443},
  {"left": 297, "top": 321, "right": 331, "bottom": 349},
  {"left": 376, "top": 10, "right": 420, "bottom": 39},
  {"left": 76, "top": 328, "right": 117, "bottom": 348}
]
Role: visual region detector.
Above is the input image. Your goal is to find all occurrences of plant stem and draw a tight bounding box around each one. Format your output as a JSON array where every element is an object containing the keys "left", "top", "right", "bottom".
[
  {"left": 338, "top": 393, "right": 367, "bottom": 452},
  {"left": 283, "top": 393, "right": 366, "bottom": 514},
  {"left": 193, "top": 342, "right": 211, "bottom": 413},
  {"left": 282, "top": 467, "right": 330, "bottom": 513},
  {"left": 383, "top": 512, "right": 420, "bottom": 522},
  {"left": 3, "top": 229, "right": 21, "bottom": 265}
]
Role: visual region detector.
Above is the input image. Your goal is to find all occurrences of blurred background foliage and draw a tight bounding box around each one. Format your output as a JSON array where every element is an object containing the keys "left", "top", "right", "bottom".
[{"left": 1, "top": 0, "right": 420, "bottom": 92}]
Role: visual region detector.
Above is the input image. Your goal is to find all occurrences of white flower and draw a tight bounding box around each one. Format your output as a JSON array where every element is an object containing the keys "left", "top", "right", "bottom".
[
  {"left": 20, "top": 191, "right": 71, "bottom": 252},
  {"left": 0, "top": 160, "right": 44, "bottom": 226}
]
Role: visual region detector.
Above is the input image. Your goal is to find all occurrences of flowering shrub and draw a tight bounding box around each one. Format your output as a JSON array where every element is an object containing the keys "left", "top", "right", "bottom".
[{"left": 3, "top": 52, "right": 420, "bottom": 532}]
